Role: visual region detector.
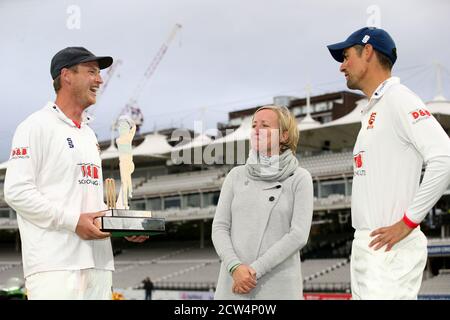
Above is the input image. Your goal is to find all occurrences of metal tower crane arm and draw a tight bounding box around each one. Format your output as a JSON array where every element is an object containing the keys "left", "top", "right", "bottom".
[
  {"left": 116, "top": 23, "right": 182, "bottom": 131},
  {"left": 129, "top": 23, "right": 182, "bottom": 105}
]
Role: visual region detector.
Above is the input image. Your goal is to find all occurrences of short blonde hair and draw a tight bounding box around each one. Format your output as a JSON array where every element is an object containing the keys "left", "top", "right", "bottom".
[{"left": 253, "top": 105, "right": 299, "bottom": 153}]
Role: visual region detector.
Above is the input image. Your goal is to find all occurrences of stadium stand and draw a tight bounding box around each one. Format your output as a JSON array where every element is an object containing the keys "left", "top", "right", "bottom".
[
  {"left": 0, "top": 90, "right": 449, "bottom": 299},
  {"left": 419, "top": 270, "right": 450, "bottom": 299},
  {"left": 298, "top": 152, "right": 353, "bottom": 177},
  {"left": 134, "top": 169, "right": 226, "bottom": 197}
]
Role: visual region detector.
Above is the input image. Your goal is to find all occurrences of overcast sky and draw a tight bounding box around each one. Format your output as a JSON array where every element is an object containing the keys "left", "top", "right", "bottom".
[{"left": 1, "top": 0, "right": 449, "bottom": 161}]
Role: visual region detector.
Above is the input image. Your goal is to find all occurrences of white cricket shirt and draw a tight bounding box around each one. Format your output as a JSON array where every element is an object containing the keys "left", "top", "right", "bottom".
[
  {"left": 352, "top": 77, "right": 450, "bottom": 231},
  {"left": 4, "top": 102, "right": 114, "bottom": 277}
]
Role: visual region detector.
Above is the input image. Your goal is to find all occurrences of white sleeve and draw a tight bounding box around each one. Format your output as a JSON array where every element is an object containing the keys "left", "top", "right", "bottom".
[
  {"left": 4, "top": 121, "right": 80, "bottom": 232},
  {"left": 392, "top": 90, "right": 450, "bottom": 225}
]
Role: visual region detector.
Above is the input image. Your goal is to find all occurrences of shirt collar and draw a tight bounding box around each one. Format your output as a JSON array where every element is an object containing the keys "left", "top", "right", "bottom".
[
  {"left": 371, "top": 76, "right": 400, "bottom": 100},
  {"left": 47, "top": 102, "right": 93, "bottom": 128},
  {"left": 362, "top": 77, "right": 400, "bottom": 114}
]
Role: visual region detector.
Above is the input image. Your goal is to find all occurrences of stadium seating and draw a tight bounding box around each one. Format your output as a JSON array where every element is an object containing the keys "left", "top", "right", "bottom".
[
  {"left": 152, "top": 206, "right": 216, "bottom": 221},
  {"left": 2, "top": 240, "right": 449, "bottom": 299},
  {"left": 133, "top": 169, "right": 226, "bottom": 197},
  {"left": 314, "top": 195, "right": 351, "bottom": 210},
  {"left": 419, "top": 269, "right": 450, "bottom": 298},
  {"left": 298, "top": 152, "right": 353, "bottom": 177}
]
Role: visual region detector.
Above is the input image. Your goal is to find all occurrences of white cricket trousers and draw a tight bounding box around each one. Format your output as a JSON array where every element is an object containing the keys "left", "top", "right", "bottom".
[
  {"left": 25, "top": 268, "right": 113, "bottom": 300},
  {"left": 350, "top": 227, "right": 427, "bottom": 300}
]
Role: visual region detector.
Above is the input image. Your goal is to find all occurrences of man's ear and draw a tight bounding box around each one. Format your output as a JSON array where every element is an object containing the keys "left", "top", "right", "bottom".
[
  {"left": 364, "top": 44, "right": 375, "bottom": 62},
  {"left": 60, "top": 68, "right": 72, "bottom": 87}
]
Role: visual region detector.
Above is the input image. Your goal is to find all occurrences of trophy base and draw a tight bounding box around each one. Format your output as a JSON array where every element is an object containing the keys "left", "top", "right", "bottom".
[{"left": 99, "top": 209, "right": 165, "bottom": 237}]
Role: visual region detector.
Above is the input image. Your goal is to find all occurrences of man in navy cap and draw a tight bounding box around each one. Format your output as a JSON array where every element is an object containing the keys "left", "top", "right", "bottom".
[
  {"left": 4, "top": 47, "right": 147, "bottom": 299},
  {"left": 327, "top": 28, "right": 450, "bottom": 299}
]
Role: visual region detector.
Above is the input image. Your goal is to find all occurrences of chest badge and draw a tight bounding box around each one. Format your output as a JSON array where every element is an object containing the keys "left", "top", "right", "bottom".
[
  {"left": 67, "top": 137, "right": 74, "bottom": 148},
  {"left": 367, "top": 112, "right": 377, "bottom": 129}
]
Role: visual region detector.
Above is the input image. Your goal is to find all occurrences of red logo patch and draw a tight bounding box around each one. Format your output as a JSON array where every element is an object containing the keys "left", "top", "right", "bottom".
[
  {"left": 78, "top": 163, "right": 100, "bottom": 186},
  {"left": 10, "top": 147, "right": 30, "bottom": 159},
  {"left": 80, "top": 164, "right": 99, "bottom": 179},
  {"left": 410, "top": 108, "right": 431, "bottom": 123},
  {"left": 354, "top": 153, "right": 363, "bottom": 168},
  {"left": 353, "top": 151, "right": 366, "bottom": 176},
  {"left": 367, "top": 112, "right": 377, "bottom": 129}
]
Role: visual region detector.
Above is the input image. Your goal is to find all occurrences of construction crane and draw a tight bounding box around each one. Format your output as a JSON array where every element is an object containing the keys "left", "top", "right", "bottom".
[{"left": 115, "top": 23, "right": 183, "bottom": 133}]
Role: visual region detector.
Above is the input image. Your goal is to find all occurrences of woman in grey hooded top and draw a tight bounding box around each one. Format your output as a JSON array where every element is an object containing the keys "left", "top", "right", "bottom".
[{"left": 212, "top": 105, "right": 313, "bottom": 300}]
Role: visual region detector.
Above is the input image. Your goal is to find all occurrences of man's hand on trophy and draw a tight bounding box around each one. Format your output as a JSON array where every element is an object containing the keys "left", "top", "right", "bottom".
[
  {"left": 75, "top": 211, "right": 111, "bottom": 240},
  {"left": 125, "top": 235, "right": 149, "bottom": 243}
]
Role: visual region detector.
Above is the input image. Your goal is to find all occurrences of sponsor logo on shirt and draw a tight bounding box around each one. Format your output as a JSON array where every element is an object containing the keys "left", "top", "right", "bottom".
[
  {"left": 410, "top": 108, "right": 431, "bottom": 124},
  {"left": 353, "top": 151, "right": 366, "bottom": 176},
  {"left": 78, "top": 163, "right": 100, "bottom": 186},
  {"left": 367, "top": 112, "right": 377, "bottom": 129},
  {"left": 10, "top": 147, "right": 30, "bottom": 160}
]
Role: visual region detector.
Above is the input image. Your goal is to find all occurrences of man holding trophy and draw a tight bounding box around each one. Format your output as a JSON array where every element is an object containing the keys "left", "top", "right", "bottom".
[{"left": 4, "top": 47, "right": 147, "bottom": 300}]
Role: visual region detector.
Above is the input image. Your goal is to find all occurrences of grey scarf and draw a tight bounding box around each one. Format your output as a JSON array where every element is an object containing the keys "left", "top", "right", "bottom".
[{"left": 245, "top": 149, "right": 298, "bottom": 182}]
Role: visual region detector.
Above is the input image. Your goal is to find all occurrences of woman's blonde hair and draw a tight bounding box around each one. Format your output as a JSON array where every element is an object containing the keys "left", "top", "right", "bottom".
[{"left": 253, "top": 105, "right": 299, "bottom": 153}]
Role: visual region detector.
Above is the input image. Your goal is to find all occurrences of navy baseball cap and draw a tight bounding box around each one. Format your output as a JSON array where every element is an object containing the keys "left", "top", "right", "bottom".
[
  {"left": 50, "top": 47, "right": 113, "bottom": 80},
  {"left": 327, "top": 27, "right": 397, "bottom": 65}
]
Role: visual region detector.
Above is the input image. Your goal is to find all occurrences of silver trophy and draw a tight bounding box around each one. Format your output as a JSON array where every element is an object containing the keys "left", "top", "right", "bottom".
[{"left": 100, "top": 116, "right": 165, "bottom": 237}]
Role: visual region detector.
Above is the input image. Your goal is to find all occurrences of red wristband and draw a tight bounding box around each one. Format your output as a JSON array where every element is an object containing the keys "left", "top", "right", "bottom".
[{"left": 403, "top": 213, "right": 419, "bottom": 229}]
